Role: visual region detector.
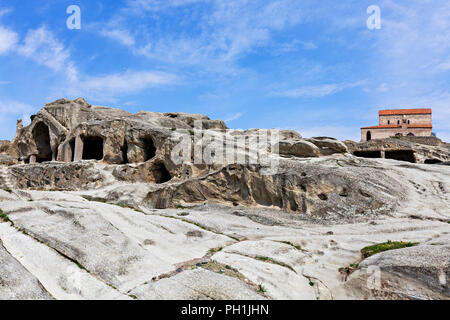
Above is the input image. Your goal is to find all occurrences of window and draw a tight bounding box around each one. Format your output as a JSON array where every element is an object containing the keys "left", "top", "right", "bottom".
[
  {"left": 388, "top": 120, "right": 390, "bottom": 124},
  {"left": 408, "top": 120, "right": 410, "bottom": 124},
  {"left": 397, "top": 120, "right": 400, "bottom": 125}
]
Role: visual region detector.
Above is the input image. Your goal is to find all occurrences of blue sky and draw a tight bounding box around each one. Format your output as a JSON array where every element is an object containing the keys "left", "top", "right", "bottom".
[{"left": 0, "top": 0, "right": 449, "bottom": 141}]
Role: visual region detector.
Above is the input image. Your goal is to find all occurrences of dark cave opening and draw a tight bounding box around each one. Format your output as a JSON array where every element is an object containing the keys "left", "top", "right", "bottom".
[
  {"left": 82, "top": 136, "right": 104, "bottom": 160},
  {"left": 353, "top": 151, "right": 382, "bottom": 158},
  {"left": 424, "top": 159, "right": 442, "bottom": 164},
  {"left": 385, "top": 150, "right": 416, "bottom": 163},
  {"left": 153, "top": 162, "right": 172, "bottom": 184},
  {"left": 69, "top": 139, "right": 75, "bottom": 162},
  {"left": 33, "top": 122, "right": 52, "bottom": 162},
  {"left": 143, "top": 137, "right": 157, "bottom": 161}
]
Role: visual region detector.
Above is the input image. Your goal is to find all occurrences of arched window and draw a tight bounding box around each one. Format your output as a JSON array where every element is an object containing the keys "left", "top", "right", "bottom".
[
  {"left": 408, "top": 120, "right": 410, "bottom": 124},
  {"left": 407, "top": 132, "right": 415, "bottom": 136},
  {"left": 366, "top": 131, "right": 372, "bottom": 141},
  {"left": 388, "top": 120, "right": 390, "bottom": 124},
  {"left": 397, "top": 120, "right": 400, "bottom": 125}
]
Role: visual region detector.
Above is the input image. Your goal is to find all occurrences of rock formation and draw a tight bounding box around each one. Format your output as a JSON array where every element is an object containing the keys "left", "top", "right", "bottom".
[{"left": 0, "top": 98, "right": 448, "bottom": 300}]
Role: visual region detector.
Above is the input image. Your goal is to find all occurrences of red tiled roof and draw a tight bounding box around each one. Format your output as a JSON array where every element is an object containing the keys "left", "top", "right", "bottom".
[
  {"left": 361, "top": 124, "right": 432, "bottom": 129},
  {"left": 379, "top": 108, "right": 432, "bottom": 116}
]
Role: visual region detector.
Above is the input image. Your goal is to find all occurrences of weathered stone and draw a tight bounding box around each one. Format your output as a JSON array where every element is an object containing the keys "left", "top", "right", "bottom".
[
  {"left": 346, "top": 138, "right": 450, "bottom": 164},
  {"left": 345, "top": 245, "right": 450, "bottom": 300},
  {"left": 308, "top": 138, "right": 349, "bottom": 154},
  {"left": 0, "top": 238, "right": 52, "bottom": 300},
  {"left": 279, "top": 140, "right": 321, "bottom": 158}
]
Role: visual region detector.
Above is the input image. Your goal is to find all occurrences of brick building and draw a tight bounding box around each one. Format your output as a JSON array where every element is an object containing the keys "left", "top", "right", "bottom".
[{"left": 361, "top": 108, "right": 432, "bottom": 142}]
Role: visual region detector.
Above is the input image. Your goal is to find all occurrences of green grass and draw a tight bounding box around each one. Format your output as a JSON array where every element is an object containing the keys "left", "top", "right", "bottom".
[
  {"left": 255, "top": 256, "right": 269, "bottom": 262},
  {"left": 0, "top": 209, "right": 10, "bottom": 223},
  {"left": 208, "top": 247, "right": 223, "bottom": 254},
  {"left": 258, "top": 284, "right": 266, "bottom": 293},
  {"left": 361, "top": 241, "right": 419, "bottom": 258},
  {"left": 280, "top": 241, "right": 302, "bottom": 250}
]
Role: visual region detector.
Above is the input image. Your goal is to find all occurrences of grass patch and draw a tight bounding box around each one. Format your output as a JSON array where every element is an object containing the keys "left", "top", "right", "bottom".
[
  {"left": 280, "top": 241, "right": 302, "bottom": 251},
  {"left": 361, "top": 240, "right": 419, "bottom": 258},
  {"left": 255, "top": 256, "right": 270, "bottom": 262},
  {"left": 258, "top": 284, "right": 266, "bottom": 293},
  {"left": 209, "top": 247, "right": 223, "bottom": 254},
  {"left": 0, "top": 209, "right": 11, "bottom": 223}
]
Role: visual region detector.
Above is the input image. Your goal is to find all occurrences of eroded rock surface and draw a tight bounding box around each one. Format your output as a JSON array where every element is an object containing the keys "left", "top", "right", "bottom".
[{"left": 0, "top": 98, "right": 449, "bottom": 300}]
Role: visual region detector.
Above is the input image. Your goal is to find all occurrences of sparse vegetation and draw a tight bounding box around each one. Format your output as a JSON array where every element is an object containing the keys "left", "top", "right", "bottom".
[
  {"left": 81, "top": 196, "right": 144, "bottom": 213},
  {"left": 280, "top": 241, "right": 302, "bottom": 250},
  {"left": 309, "top": 281, "right": 314, "bottom": 287},
  {"left": 0, "top": 209, "right": 10, "bottom": 223},
  {"left": 258, "top": 284, "right": 266, "bottom": 293},
  {"left": 255, "top": 255, "right": 269, "bottom": 262},
  {"left": 361, "top": 240, "right": 419, "bottom": 258},
  {"left": 3, "top": 188, "right": 12, "bottom": 194},
  {"left": 209, "top": 247, "right": 223, "bottom": 254}
]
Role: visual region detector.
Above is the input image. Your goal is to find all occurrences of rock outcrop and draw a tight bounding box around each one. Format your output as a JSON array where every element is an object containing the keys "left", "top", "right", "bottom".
[
  {"left": 346, "top": 138, "right": 450, "bottom": 164},
  {"left": 0, "top": 98, "right": 449, "bottom": 300}
]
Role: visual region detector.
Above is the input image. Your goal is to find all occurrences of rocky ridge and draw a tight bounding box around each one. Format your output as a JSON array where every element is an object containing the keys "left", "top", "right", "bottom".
[{"left": 0, "top": 98, "right": 448, "bottom": 300}]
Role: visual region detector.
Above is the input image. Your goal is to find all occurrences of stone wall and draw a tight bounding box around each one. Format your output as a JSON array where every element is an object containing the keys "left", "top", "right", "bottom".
[
  {"left": 361, "top": 127, "right": 432, "bottom": 142},
  {"left": 379, "top": 114, "right": 432, "bottom": 126}
]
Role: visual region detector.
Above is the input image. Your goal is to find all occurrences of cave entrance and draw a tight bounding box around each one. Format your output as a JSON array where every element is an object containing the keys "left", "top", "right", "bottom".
[
  {"left": 82, "top": 136, "right": 104, "bottom": 160},
  {"left": 143, "top": 137, "right": 157, "bottom": 161},
  {"left": 32, "top": 122, "right": 52, "bottom": 162},
  {"left": 152, "top": 162, "right": 172, "bottom": 184},
  {"left": 69, "top": 139, "right": 75, "bottom": 162},
  {"left": 424, "top": 159, "right": 442, "bottom": 164},
  {"left": 385, "top": 150, "right": 416, "bottom": 163},
  {"left": 353, "top": 151, "right": 382, "bottom": 158}
]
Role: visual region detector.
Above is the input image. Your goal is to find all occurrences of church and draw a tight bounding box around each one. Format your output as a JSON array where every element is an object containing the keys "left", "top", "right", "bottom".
[{"left": 361, "top": 109, "right": 433, "bottom": 141}]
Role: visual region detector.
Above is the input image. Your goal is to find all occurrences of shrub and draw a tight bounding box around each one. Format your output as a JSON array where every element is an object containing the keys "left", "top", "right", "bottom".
[{"left": 361, "top": 240, "right": 418, "bottom": 258}]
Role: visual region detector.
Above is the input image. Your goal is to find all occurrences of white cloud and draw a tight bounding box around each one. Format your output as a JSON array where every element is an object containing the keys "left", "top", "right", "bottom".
[
  {"left": 0, "top": 26, "right": 18, "bottom": 54},
  {"left": 100, "top": 28, "right": 135, "bottom": 46},
  {"left": 106, "top": 0, "right": 306, "bottom": 70},
  {"left": 0, "top": 100, "right": 34, "bottom": 115},
  {"left": 224, "top": 112, "right": 243, "bottom": 123},
  {"left": 17, "top": 26, "right": 71, "bottom": 72},
  {"left": 0, "top": 100, "right": 36, "bottom": 139},
  {"left": 62, "top": 70, "right": 178, "bottom": 102},
  {"left": 126, "top": 0, "right": 209, "bottom": 12},
  {"left": 274, "top": 81, "right": 365, "bottom": 98}
]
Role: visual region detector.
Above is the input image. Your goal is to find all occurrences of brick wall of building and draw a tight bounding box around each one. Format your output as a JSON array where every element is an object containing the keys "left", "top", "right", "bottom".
[
  {"left": 360, "top": 109, "right": 433, "bottom": 142},
  {"left": 379, "top": 114, "right": 432, "bottom": 126}
]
